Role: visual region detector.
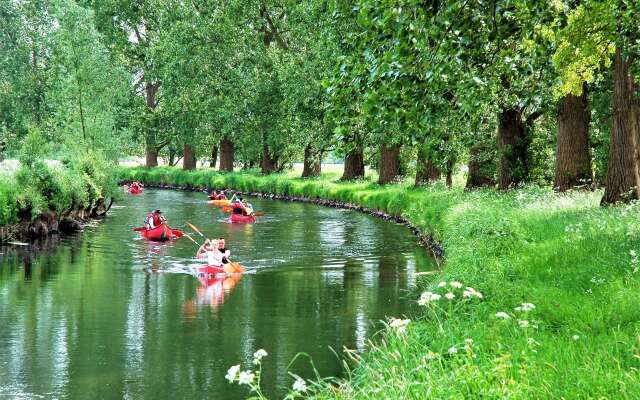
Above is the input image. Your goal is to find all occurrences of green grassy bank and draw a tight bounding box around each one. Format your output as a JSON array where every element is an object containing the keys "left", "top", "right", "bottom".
[
  {"left": 121, "top": 166, "right": 640, "bottom": 399},
  {"left": 0, "top": 156, "right": 119, "bottom": 231}
]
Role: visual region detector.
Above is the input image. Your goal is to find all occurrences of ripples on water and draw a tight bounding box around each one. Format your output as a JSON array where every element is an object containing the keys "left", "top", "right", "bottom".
[{"left": 0, "top": 189, "right": 436, "bottom": 399}]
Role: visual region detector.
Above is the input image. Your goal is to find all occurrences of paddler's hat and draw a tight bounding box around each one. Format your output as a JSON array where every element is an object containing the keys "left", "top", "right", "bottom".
[{"left": 154, "top": 209, "right": 162, "bottom": 214}]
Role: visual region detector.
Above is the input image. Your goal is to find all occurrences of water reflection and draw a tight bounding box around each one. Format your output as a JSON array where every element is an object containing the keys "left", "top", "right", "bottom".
[{"left": 0, "top": 189, "right": 436, "bottom": 399}]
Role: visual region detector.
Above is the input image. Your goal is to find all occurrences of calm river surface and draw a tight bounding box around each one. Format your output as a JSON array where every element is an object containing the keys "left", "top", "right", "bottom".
[{"left": 0, "top": 189, "right": 435, "bottom": 399}]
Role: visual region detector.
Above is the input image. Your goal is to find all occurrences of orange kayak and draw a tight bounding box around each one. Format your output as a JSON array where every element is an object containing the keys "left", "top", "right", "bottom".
[{"left": 208, "top": 199, "right": 231, "bottom": 206}]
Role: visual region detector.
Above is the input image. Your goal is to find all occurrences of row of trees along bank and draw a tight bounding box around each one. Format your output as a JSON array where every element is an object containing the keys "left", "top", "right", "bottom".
[{"left": 2, "top": 1, "right": 640, "bottom": 206}]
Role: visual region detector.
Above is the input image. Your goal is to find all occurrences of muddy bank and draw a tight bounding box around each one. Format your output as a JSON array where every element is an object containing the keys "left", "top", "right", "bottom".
[
  {"left": 132, "top": 182, "right": 445, "bottom": 262},
  {"left": 0, "top": 199, "right": 112, "bottom": 243}
]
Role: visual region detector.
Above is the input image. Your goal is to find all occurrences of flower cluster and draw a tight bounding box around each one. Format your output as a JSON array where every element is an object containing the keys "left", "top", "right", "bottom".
[
  {"left": 226, "top": 364, "right": 256, "bottom": 385},
  {"left": 388, "top": 318, "right": 411, "bottom": 335},
  {"left": 631, "top": 250, "right": 638, "bottom": 274},
  {"left": 418, "top": 280, "right": 483, "bottom": 307},
  {"left": 494, "top": 302, "right": 538, "bottom": 329}
]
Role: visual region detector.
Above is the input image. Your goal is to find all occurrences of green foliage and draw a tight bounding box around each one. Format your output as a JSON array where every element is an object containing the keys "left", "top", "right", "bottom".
[{"left": 124, "top": 166, "right": 640, "bottom": 399}]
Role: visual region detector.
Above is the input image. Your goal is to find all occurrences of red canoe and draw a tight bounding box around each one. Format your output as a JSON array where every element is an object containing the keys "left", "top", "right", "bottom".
[
  {"left": 129, "top": 186, "right": 143, "bottom": 195},
  {"left": 198, "top": 265, "right": 227, "bottom": 276},
  {"left": 228, "top": 213, "right": 256, "bottom": 223},
  {"left": 135, "top": 225, "right": 183, "bottom": 241}
]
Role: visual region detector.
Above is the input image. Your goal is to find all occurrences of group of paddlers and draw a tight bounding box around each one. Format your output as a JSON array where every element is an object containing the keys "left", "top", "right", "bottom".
[{"left": 209, "top": 189, "right": 255, "bottom": 216}]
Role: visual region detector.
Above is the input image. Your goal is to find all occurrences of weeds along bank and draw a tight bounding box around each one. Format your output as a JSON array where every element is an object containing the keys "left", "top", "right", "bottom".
[
  {"left": 0, "top": 156, "right": 119, "bottom": 240},
  {"left": 122, "top": 166, "right": 640, "bottom": 398}
]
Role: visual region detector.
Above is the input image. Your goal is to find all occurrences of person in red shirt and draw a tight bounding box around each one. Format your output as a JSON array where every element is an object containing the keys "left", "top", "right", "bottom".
[{"left": 145, "top": 209, "right": 165, "bottom": 229}]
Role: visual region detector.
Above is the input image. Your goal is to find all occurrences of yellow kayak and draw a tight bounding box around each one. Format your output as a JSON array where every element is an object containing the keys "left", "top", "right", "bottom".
[{"left": 208, "top": 199, "right": 231, "bottom": 206}]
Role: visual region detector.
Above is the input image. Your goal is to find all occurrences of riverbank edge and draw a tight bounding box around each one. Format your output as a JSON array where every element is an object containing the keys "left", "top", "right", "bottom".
[
  {"left": 121, "top": 181, "right": 446, "bottom": 263},
  {"left": 0, "top": 201, "right": 112, "bottom": 244}
]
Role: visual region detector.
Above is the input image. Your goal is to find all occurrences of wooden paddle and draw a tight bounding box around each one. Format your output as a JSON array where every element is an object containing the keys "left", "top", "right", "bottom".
[
  {"left": 186, "top": 221, "right": 205, "bottom": 238},
  {"left": 186, "top": 221, "right": 246, "bottom": 273}
]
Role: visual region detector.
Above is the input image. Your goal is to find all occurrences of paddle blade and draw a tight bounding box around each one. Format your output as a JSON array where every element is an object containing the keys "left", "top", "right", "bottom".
[
  {"left": 253, "top": 212, "right": 265, "bottom": 217},
  {"left": 186, "top": 221, "right": 204, "bottom": 237},
  {"left": 230, "top": 262, "right": 245, "bottom": 273},
  {"left": 172, "top": 229, "right": 184, "bottom": 238},
  {"left": 223, "top": 263, "right": 236, "bottom": 274},
  {"left": 222, "top": 207, "right": 232, "bottom": 213}
]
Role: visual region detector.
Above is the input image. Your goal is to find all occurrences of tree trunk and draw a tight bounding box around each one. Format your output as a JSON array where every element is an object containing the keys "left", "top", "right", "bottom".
[
  {"left": 183, "top": 143, "right": 196, "bottom": 170},
  {"left": 378, "top": 143, "right": 402, "bottom": 184},
  {"left": 601, "top": 48, "right": 640, "bottom": 205},
  {"left": 219, "top": 137, "right": 234, "bottom": 172},
  {"left": 445, "top": 159, "right": 454, "bottom": 187},
  {"left": 302, "top": 145, "right": 322, "bottom": 178},
  {"left": 555, "top": 83, "right": 593, "bottom": 191},
  {"left": 466, "top": 142, "right": 495, "bottom": 188},
  {"left": 210, "top": 145, "right": 218, "bottom": 168},
  {"left": 260, "top": 128, "right": 278, "bottom": 174},
  {"left": 415, "top": 147, "right": 440, "bottom": 186},
  {"left": 144, "top": 82, "right": 159, "bottom": 168},
  {"left": 145, "top": 149, "right": 158, "bottom": 168},
  {"left": 341, "top": 147, "right": 365, "bottom": 180},
  {"left": 260, "top": 142, "right": 278, "bottom": 174},
  {"left": 498, "top": 108, "right": 528, "bottom": 190}
]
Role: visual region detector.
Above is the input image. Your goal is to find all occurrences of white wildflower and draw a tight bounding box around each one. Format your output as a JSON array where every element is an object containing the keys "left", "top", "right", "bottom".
[
  {"left": 238, "top": 370, "right": 255, "bottom": 385},
  {"left": 437, "top": 281, "right": 447, "bottom": 288},
  {"left": 253, "top": 349, "right": 268, "bottom": 364},
  {"left": 425, "top": 351, "right": 439, "bottom": 360},
  {"left": 463, "top": 287, "right": 483, "bottom": 299},
  {"left": 293, "top": 378, "right": 307, "bottom": 393},
  {"left": 418, "top": 291, "right": 441, "bottom": 305},
  {"left": 225, "top": 365, "right": 240, "bottom": 383},
  {"left": 515, "top": 303, "right": 535, "bottom": 312},
  {"left": 389, "top": 318, "right": 411, "bottom": 334},
  {"left": 445, "top": 292, "right": 455, "bottom": 300},
  {"left": 495, "top": 311, "right": 511, "bottom": 320},
  {"left": 450, "top": 281, "right": 463, "bottom": 289},
  {"left": 518, "top": 320, "right": 530, "bottom": 328},
  {"left": 448, "top": 346, "right": 458, "bottom": 355},
  {"left": 631, "top": 250, "right": 637, "bottom": 257},
  {"left": 464, "top": 338, "right": 474, "bottom": 344},
  {"left": 572, "top": 335, "right": 580, "bottom": 341}
]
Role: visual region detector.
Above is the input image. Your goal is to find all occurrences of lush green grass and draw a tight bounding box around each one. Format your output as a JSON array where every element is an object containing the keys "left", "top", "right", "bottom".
[
  {"left": 0, "top": 156, "right": 120, "bottom": 227},
  {"left": 122, "top": 166, "right": 640, "bottom": 399}
]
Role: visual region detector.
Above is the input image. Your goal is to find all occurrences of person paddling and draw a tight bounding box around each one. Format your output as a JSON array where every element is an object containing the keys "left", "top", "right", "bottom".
[
  {"left": 231, "top": 197, "right": 246, "bottom": 215},
  {"left": 145, "top": 209, "right": 165, "bottom": 229},
  {"left": 196, "top": 239, "right": 227, "bottom": 266},
  {"left": 217, "top": 237, "right": 231, "bottom": 264}
]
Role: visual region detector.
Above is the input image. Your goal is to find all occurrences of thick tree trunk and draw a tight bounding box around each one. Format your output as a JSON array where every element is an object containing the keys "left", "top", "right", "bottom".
[
  {"left": 498, "top": 108, "right": 528, "bottom": 190},
  {"left": 260, "top": 128, "right": 278, "bottom": 174},
  {"left": 260, "top": 142, "right": 278, "bottom": 174},
  {"left": 378, "top": 143, "right": 402, "bottom": 184},
  {"left": 302, "top": 145, "right": 322, "bottom": 178},
  {"left": 144, "top": 82, "right": 159, "bottom": 168},
  {"left": 415, "top": 149, "right": 441, "bottom": 186},
  {"left": 466, "top": 142, "right": 495, "bottom": 188},
  {"left": 183, "top": 143, "right": 196, "bottom": 170},
  {"left": 341, "top": 147, "right": 365, "bottom": 180},
  {"left": 555, "top": 83, "right": 593, "bottom": 191},
  {"left": 145, "top": 149, "right": 158, "bottom": 168},
  {"left": 601, "top": 49, "right": 640, "bottom": 205},
  {"left": 219, "top": 137, "right": 235, "bottom": 172},
  {"left": 210, "top": 145, "right": 218, "bottom": 168}
]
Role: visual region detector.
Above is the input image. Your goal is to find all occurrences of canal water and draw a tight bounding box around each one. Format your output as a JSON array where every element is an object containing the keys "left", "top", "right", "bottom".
[{"left": 0, "top": 189, "right": 435, "bottom": 399}]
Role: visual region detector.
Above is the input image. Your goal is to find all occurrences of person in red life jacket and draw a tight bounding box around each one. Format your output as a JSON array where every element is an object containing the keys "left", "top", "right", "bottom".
[
  {"left": 231, "top": 197, "right": 246, "bottom": 215},
  {"left": 208, "top": 190, "right": 227, "bottom": 200},
  {"left": 131, "top": 181, "right": 143, "bottom": 191},
  {"left": 145, "top": 209, "right": 166, "bottom": 229}
]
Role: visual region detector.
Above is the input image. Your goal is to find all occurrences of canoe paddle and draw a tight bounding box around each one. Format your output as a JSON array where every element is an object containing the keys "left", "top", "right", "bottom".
[{"left": 186, "top": 221, "right": 205, "bottom": 238}]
